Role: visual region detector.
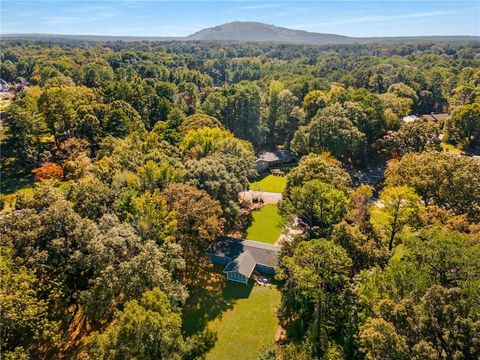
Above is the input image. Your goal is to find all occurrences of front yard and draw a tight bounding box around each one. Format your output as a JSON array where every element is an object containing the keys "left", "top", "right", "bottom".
[
  {"left": 182, "top": 266, "right": 281, "bottom": 360},
  {"left": 245, "top": 204, "right": 283, "bottom": 244}
]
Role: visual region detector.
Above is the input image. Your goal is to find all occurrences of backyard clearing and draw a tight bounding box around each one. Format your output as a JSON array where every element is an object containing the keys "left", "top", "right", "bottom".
[
  {"left": 249, "top": 174, "right": 287, "bottom": 193},
  {"left": 245, "top": 204, "right": 283, "bottom": 244},
  {"left": 183, "top": 269, "right": 281, "bottom": 360},
  {"left": 206, "top": 284, "right": 280, "bottom": 360}
]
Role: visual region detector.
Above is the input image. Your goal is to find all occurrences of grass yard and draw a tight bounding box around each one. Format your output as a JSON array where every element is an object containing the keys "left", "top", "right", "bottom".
[
  {"left": 206, "top": 284, "right": 281, "bottom": 360},
  {"left": 249, "top": 174, "right": 287, "bottom": 193},
  {"left": 182, "top": 267, "right": 281, "bottom": 360},
  {"left": 245, "top": 204, "right": 283, "bottom": 244}
]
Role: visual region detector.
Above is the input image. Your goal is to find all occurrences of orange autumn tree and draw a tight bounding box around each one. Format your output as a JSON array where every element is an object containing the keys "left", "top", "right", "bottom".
[{"left": 32, "top": 162, "right": 64, "bottom": 181}]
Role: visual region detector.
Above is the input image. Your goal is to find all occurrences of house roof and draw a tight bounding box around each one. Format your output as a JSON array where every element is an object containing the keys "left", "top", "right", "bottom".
[
  {"left": 402, "top": 115, "right": 418, "bottom": 123},
  {"left": 256, "top": 150, "right": 293, "bottom": 163},
  {"left": 224, "top": 250, "right": 257, "bottom": 277},
  {"left": 208, "top": 236, "right": 280, "bottom": 269}
]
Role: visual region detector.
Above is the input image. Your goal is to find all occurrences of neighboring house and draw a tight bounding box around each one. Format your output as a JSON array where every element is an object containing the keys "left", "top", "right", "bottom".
[
  {"left": 402, "top": 115, "right": 418, "bottom": 123},
  {"left": 255, "top": 150, "right": 295, "bottom": 172},
  {"left": 208, "top": 236, "right": 281, "bottom": 285},
  {"left": 0, "top": 79, "right": 11, "bottom": 93}
]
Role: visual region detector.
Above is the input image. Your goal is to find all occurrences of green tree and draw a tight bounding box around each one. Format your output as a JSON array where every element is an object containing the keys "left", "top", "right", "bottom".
[
  {"left": 0, "top": 249, "right": 62, "bottom": 358},
  {"left": 444, "top": 103, "right": 480, "bottom": 149},
  {"left": 450, "top": 84, "right": 478, "bottom": 106},
  {"left": 201, "top": 91, "right": 227, "bottom": 122},
  {"left": 0, "top": 59, "right": 17, "bottom": 82},
  {"left": 225, "top": 81, "right": 262, "bottom": 145},
  {"left": 6, "top": 95, "right": 46, "bottom": 166},
  {"left": 179, "top": 113, "right": 222, "bottom": 134},
  {"left": 135, "top": 160, "right": 183, "bottom": 193},
  {"left": 370, "top": 186, "right": 422, "bottom": 252},
  {"left": 280, "top": 180, "right": 347, "bottom": 237},
  {"left": 185, "top": 155, "right": 244, "bottom": 230},
  {"left": 88, "top": 288, "right": 185, "bottom": 360},
  {"left": 83, "top": 63, "right": 114, "bottom": 87},
  {"left": 385, "top": 152, "right": 480, "bottom": 221},
  {"left": 380, "top": 92, "right": 414, "bottom": 118},
  {"left": 285, "top": 153, "right": 352, "bottom": 196},
  {"left": 38, "top": 86, "right": 96, "bottom": 147},
  {"left": 302, "top": 90, "right": 329, "bottom": 120},
  {"left": 129, "top": 191, "right": 177, "bottom": 243},
  {"left": 393, "top": 120, "right": 441, "bottom": 155},
  {"left": 180, "top": 127, "right": 233, "bottom": 159},
  {"left": 165, "top": 183, "right": 224, "bottom": 274},
  {"left": 68, "top": 174, "right": 114, "bottom": 219},
  {"left": 83, "top": 236, "right": 186, "bottom": 325},
  {"left": 357, "top": 226, "right": 480, "bottom": 360},
  {"left": 275, "top": 90, "right": 301, "bottom": 146},
  {"left": 265, "top": 80, "right": 284, "bottom": 142},
  {"left": 176, "top": 81, "right": 200, "bottom": 115},
  {"left": 104, "top": 100, "right": 145, "bottom": 138},
  {"left": 388, "top": 83, "right": 418, "bottom": 105},
  {"left": 279, "top": 239, "right": 352, "bottom": 355},
  {"left": 291, "top": 103, "right": 366, "bottom": 160},
  {"left": 360, "top": 286, "right": 480, "bottom": 360}
]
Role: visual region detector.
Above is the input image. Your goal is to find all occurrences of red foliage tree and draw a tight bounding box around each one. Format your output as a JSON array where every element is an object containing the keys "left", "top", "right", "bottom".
[{"left": 32, "top": 162, "right": 64, "bottom": 181}]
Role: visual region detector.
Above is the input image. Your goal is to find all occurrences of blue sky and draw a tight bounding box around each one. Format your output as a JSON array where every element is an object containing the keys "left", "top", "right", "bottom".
[{"left": 2, "top": 1, "right": 479, "bottom": 37}]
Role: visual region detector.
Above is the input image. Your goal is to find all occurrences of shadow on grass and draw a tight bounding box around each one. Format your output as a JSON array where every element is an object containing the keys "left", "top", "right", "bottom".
[
  {"left": 251, "top": 166, "right": 294, "bottom": 183},
  {"left": 240, "top": 211, "right": 254, "bottom": 239},
  {"left": 182, "top": 262, "right": 253, "bottom": 336},
  {"left": 1, "top": 157, "right": 34, "bottom": 195}
]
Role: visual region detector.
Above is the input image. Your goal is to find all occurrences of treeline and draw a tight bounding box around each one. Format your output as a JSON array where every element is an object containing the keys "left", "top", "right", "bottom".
[
  {"left": 263, "top": 151, "right": 480, "bottom": 359},
  {"left": 1, "top": 121, "right": 257, "bottom": 358},
  {"left": 1, "top": 40, "right": 479, "bottom": 359},
  {"left": 2, "top": 40, "right": 480, "bottom": 168}
]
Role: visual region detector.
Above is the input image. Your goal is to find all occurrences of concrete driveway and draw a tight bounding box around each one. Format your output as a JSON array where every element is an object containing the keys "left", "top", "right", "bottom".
[{"left": 239, "top": 190, "right": 283, "bottom": 204}]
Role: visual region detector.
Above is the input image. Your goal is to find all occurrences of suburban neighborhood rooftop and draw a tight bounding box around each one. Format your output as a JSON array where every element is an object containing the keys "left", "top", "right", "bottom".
[
  {"left": 256, "top": 150, "right": 293, "bottom": 163},
  {"left": 208, "top": 236, "right": 281, "bottom": 278}
]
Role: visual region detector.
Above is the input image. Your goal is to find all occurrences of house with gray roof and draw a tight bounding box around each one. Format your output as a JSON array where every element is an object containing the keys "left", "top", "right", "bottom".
[
  {"left": 208, "top": 236, "right": 281, "bottom": 284},
  {"left": 256, "top": 150, "right": 295, "bottom": 172}
]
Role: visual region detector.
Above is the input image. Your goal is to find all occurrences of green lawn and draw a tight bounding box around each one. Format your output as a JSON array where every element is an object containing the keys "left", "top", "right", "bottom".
[
  {"left": 245, "top": 204, "right": 283, "bottom": 244},
  {"left": 206, "top": 284, "right": 280, "bottom": 360},
  {"left": 249, "top": 174, "right": 287, "bottom": 193},
  {"left": 182, "top": 270, "right": 281, "bottom": 360}
]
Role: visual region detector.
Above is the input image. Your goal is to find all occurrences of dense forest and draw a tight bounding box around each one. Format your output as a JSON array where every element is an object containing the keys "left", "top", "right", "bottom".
[{"left": 1, "top": 39, "right": 479, "bottom": 359}]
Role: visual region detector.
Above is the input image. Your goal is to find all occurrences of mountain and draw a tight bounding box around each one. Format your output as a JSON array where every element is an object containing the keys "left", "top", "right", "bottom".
[
  {"left": 186, "top": 21, "right": 352, "bottom": 44},
  {"left": 2, "top": 21, "right": 479, "bottom": 44}
]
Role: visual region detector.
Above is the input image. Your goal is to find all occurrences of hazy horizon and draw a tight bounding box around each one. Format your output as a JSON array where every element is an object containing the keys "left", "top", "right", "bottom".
[{"left": 2, "top": 1, "right": 479, "bottom": 38}]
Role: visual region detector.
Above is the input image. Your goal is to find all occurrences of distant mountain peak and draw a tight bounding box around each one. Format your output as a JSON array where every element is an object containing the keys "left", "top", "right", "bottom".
[{"left": 186, "top": 21, "right": 350, "bottom": 43}]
